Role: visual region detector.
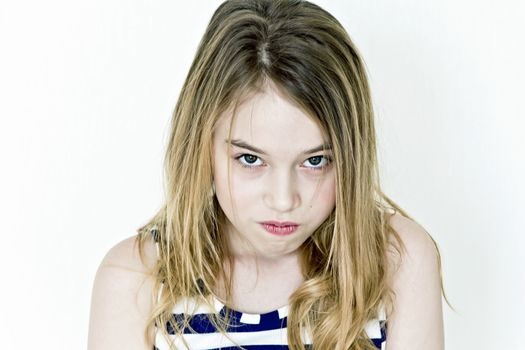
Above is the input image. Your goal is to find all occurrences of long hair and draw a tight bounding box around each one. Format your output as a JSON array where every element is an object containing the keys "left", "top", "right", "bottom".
[{"left": 135, "top": 0, "right": 452, "bottom": 349}]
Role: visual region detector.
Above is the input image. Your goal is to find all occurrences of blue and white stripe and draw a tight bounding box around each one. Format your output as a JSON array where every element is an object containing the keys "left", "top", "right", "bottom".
[{"left": 153, "top": 295, "right": 386, "bottom": 349}]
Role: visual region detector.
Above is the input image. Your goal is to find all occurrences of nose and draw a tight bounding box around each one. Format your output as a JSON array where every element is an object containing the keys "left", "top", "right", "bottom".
[{"left": 264, "top": 170, "right": 300, "bottom": 213}]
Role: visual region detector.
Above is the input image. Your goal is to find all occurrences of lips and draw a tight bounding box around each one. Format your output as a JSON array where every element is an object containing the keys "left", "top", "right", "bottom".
[
  {"left": 260, "top": 220, "right": 299, "bottom": 227},
  {"left": 259, "top": 221, "right": 299, "bottom": 236}
]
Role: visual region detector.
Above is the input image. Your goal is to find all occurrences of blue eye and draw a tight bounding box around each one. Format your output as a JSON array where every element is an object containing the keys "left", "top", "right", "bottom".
[
  {"left": 234, "top": 154, "right": 332, "bottom": 171},
  {"left": 304, "top": 155, "right": 332, "bottom": 170},
  {"left": 236, "top": 154, "right": 263, "bottom": 168}
]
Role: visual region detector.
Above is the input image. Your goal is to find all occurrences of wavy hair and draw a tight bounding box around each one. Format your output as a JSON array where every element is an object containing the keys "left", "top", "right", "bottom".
[{"left": 135, "top": 0, "right": 452, "bottom": 349}]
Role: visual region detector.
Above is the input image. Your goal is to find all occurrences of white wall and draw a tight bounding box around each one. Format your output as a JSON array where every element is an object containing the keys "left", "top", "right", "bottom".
[{"left": 0, "top": 0, "right": 522, "bottom": 348}]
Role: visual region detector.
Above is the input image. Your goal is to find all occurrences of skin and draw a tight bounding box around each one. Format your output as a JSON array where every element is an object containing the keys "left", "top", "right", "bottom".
[
  {"left": 210, "top": 82, "right": 336, "bottom": 312},
  {"left": 212, "top": 82, "right": 336, "bottom": 264}
]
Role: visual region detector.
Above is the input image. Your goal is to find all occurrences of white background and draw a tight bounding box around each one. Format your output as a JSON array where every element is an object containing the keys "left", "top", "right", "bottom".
[{"left": 1, "top": 0, "right": 523, "bottom": 348}]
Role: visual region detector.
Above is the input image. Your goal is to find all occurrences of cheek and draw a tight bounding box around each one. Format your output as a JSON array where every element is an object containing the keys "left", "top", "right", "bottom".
[
  {"left": 318, "top": 176, "right": 336, "bottom": 211},
  {"left": 227, "top": 173, "right": 258, "bottom": 205},
  {"left": 214, "top": 167, "right": 256, "bottom": 214}
]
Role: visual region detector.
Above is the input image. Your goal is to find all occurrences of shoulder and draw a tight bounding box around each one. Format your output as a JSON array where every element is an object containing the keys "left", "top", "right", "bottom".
[
  {"left": 87, "top": 233, "right": 158, "bottom": 350},
  {"left": 99, "top": 233, "right": 158, "bottom": 274},
  {"left": 385, "top": 212, "right": 445, "bottom": 350},
  {"left": 387, "top": 212, "right": 438, "bottom": 265}
]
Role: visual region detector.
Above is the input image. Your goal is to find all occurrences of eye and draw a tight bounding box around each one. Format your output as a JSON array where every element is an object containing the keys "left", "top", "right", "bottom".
[
  {"left": 303, "top": 155, "right": 332, "bottom": 170},
  {"left": 235, "top": 154, "right": 264, "bottom": 169}
]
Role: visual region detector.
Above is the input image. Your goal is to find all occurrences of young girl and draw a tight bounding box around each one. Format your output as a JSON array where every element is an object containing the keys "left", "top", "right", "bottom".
[{"left": 88, "top": 0, "right": 449, "bottom": 349}]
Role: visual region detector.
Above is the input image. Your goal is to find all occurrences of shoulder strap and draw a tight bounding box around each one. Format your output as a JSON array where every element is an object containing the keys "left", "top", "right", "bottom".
[
  {"left": 150, "top": 226, "right": 160, "bottom": 258},
  {"left": 149, "top": 226, "right": 164, "bottom": 304}
]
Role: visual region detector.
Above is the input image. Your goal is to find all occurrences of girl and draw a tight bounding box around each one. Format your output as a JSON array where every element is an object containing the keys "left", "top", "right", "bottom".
[{"left": 88, "top": 0, "right": 449, "bottom": 349}]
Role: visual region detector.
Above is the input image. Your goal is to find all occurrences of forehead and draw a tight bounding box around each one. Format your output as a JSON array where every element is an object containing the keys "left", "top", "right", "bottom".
[{"left": 214, "top": 86, "right": 327, "bottom": 153}]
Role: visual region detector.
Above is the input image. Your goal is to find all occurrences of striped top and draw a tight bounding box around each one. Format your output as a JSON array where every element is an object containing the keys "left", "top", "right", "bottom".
[{"left": 150, "top": 229, "right": 387, "bottom": 350}]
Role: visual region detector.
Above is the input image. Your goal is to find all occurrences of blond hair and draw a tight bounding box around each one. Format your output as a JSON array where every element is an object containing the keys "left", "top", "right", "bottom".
[{"left": 135, "top": 0, "right": 452, "bottom": 349}]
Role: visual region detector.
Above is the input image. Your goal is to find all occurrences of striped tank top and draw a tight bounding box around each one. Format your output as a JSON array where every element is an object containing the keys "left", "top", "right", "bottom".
[{"left": 149, "top": 229, "right": 387, "bottom": 350}]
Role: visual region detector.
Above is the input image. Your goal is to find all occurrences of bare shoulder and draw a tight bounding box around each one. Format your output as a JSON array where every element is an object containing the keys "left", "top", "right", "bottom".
[
  {"left": 385, "top": 212, "right": 445, "bottom": 350},
  {"left": 87, "top": 233, "right": 159, "bottom": 350},
  {"left": 387, "top": 211, "right": 438, "bottom": 263},
  {"left": 99, "top": 233, "right": 158, "bottom": 274}
]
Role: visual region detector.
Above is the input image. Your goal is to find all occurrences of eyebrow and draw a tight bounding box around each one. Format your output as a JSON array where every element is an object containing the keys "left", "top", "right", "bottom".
[{"left": 226, "top": 139, "right": 332, "bottom": 155}]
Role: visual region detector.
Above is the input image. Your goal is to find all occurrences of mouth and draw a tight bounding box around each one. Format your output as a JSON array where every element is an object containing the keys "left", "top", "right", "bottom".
[{"left": 259, "top": 222, "right": 299, "bottom": 236}]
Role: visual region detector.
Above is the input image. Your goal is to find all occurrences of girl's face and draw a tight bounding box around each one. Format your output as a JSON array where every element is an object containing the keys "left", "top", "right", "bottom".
[{"left": 212, "top": 83, "right": 336, "bottom": 261}]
